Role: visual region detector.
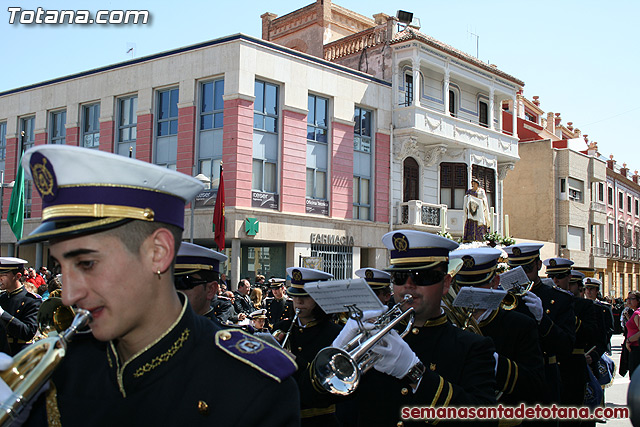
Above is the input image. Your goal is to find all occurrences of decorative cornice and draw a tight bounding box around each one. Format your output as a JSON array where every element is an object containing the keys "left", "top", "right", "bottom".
[
  {"left": 332, "top": 117, "right": 356, "bottom": 127},
  {"left": 423, "top": 144, "right": 447, "bottom": 167},
  {"left": 222, "top": 93, "right": 255, "bottom": 103},
  {"left": 282, "top": 105, "right": 309, "bottom": 116}
]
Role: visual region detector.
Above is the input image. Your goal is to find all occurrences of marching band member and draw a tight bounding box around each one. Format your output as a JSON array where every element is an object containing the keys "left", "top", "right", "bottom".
[
  {"left": 274, "top": 267, "right": 341, "bottom": 427},
  {"left": 326, "top": 230, "right": 497, "bottom": 426},
  {"left": 451, "top": 248, "right": 545, "bottom": 411},
  {"left": 355, "top": 267, "right": 393, "bottom": 306},
  {"left": 264, "top": 278, "right": 294, "bottom": 330},
  {"left": 15, "top": 145, "right": 299, "bottom": 426},
  {"left": 504, "top": 244, "right": 575, "bottom": 410}
]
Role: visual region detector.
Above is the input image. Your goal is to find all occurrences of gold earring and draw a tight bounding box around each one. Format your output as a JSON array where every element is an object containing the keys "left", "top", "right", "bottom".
[{"left": 157, "top": 269, "right": 162, "bottom": 280}]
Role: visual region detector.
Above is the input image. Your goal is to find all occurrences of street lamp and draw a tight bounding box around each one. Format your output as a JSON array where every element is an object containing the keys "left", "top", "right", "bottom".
[{"left": 190, "top": 173, "right": 211, "bottom": 243}]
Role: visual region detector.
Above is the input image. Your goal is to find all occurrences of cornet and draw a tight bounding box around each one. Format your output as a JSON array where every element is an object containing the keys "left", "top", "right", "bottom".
[
  {"left": 500, "top": 281, "right": 533, "bottom": 311},
  {"left": 311, "top": 295, "right": 415, "bottom": 395},
  {"left": 0, "top": 307, "right": 91, "bottom": 425}
]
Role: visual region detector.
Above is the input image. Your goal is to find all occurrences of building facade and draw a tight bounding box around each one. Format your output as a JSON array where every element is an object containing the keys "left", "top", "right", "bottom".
[
  {"left": 603, "top": 159, "right": 640, "bottom": 298},
  {"left": 0, "top": 34, "right": 393, "bottom": 285},
  {"left": 262, "top": 0, "right": 524, "bottom": 238},
  {"left": 502, "top": 96, "right": 609, "bottom": 289}
]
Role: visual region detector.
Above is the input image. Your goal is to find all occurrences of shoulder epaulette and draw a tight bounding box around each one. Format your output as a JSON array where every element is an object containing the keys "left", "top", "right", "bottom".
[{"left": 215, "top": 329, "right": 297, "bottom": 382}]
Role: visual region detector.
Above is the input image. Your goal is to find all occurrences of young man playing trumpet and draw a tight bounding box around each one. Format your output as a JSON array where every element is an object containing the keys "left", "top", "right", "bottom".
[{"left": 327, "top": 230, "right": 497, "bottom": 426}]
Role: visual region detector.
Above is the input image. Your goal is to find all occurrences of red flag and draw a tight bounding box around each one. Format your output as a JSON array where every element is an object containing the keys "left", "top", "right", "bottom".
[{"left": 213, "top": 164, "right": 225, "bottom": 250}]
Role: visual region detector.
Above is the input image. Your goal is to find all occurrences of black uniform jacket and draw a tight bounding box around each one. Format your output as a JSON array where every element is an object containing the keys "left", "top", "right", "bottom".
[
  {"left": 266, "top": 297, "right": 294, "bottom": 329},
  {"left": 516, "top": 279, "right": 575, "bottom": 403},
  {"left": 559, "top": 295, "right": 598, "bottom": 405},
  {"left": 0, "top": 286, "right": 41, "bottom": 355},
  {"left": 595, "top": 300, "right": 614, "bottom": 354},
  {"left": 479, "top": 308, "right": 545, "bottom": 405},
  {"left": 274, "top": 316, "right": 342, "bottom": 419},
  {"left": 26, "top": 294, "right": 300, "bottom": 427},
  {"left": 354, "top": 313, "right": 497, "bottom": 426}
]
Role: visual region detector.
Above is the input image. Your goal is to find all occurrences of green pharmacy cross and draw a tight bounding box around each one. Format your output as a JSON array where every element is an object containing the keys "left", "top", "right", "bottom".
[{"left": 245, "top": 218, "right": 259, "bottom": 236}]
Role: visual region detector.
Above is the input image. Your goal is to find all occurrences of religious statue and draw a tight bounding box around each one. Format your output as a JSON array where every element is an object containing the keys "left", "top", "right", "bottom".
[{"left": 462, "top": 179, "right": 490, "bottom": 242}]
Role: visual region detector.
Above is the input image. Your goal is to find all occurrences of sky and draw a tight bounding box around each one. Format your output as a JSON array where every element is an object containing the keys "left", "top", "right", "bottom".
[{"left": 1, "top": 0, "right": 638, "bottom": 170}]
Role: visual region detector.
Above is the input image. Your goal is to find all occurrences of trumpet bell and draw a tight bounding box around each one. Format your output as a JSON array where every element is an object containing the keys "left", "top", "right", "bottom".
[
  {"left": 37, "top": 297, "right": 75, "bottom": 334},
  {"left": 313, "top": 347, "right": 360, "bottom": 395}
]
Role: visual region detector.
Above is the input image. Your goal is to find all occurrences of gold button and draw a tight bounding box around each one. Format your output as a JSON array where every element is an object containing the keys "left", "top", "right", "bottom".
[
  {"left": 397, "top": 422, "right": 404, "bottom": 426},
  {"left": 401, "top": 388, "right": 409, "bottom": 396},
  {"left": 198, "top": 400, "right": 209, "bottom": 415},
  {"left": 143, "top": 208, "right": 155, "bottom": 220},
  {"left": 412, "top": 328, "right": 419, "bottom": 335},
  {"left": 545, "top": 309, "right": 550, "bottom": 314},
  {"left": 299, "top": 328, "right": 303, "bottom": 333},
  {"left": 220, "top": 331, "right": 231, "bottom": 341},
  {"left": 298, "top": 347, "right": 302, "bottom": 352},
  {"left": 551, "top": 299, "right": 555, "bottom": 304}
]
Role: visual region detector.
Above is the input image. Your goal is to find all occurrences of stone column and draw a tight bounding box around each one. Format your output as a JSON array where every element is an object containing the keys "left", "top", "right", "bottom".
[
  {"left": 512, "top": 94, "right": 518, "bottom": 139},
  {"left": 489, "top": 86, "right": 495, "bottom": 130},
  {"left": 231, "top": 238, "right": 241, "bottom": 291},
  {"left": 444, "top": 68, "right": 450, "bottom": 116},
  {"left": 412, "top": 56, "right": 419, "bottom": 106}
]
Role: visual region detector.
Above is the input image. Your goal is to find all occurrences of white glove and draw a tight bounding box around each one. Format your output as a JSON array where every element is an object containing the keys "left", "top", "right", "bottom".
[
  {"left": 0, "top": 353, "right": 13, "bottom": 401},
  {"left": 332, "top": 309, "right": 386, "bottom": 349},
  {"left": 0, "top": 306, "right": 4, "bottom": 316},
  {"left": 523, "top": 292, "right": 543, "bottom": 323},
  {"left": 371, "top": 330, "right": 420, "bottom": 379},
  {"left": 493, "top": 352, "right": 499, "bottom": 375}
]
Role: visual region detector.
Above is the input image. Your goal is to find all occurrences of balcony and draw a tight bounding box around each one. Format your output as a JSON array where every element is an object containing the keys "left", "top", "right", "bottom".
[
  {"left": 396, "top": 200, "right": 448, "bottom": 234},
  {"left": 589, "top": 201, "right": 607, "bottom": 225},
  {"left": 393, "top": 105, "right": 519, "bottom": 161},
  {"left": 590, "top": 245, "right": 608, "bottom": 269}
]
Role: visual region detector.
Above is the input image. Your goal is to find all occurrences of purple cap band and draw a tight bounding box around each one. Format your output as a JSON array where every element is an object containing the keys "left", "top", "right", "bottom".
[{"left": 42, "top": 185, "right": 186, "bottom": 229}]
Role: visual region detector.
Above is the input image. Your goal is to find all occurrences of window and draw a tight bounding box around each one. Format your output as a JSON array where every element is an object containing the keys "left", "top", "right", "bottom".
[
  {"left": 253, "top": 80, "right": 278, "bottom": 193},
  {"left": 116, "top": 96, "right": 137, "bottom": 157},
  {"left": 448, "top": 90, "right": 457, "bottom": 117},
  {"left": 524, "top": 111, "right": 537, "bottom": 123},
  {"left": 608, "top": 186, "right": 613, "bottom": 206},
  {"left": 567, "top": 226, "right": 584, "bottom": 251},
  {"left": 628, "top": 195, "right": 632, "bottom": 213},
  {"left": 560, "top": 178, "right": 566, "bottom": 194},
  {"left": 353, "top": 107, "right": 372, "bottom": 220},
  {"left": 20, "top": 117, "right": 35, "bottom": 218},
  {"left": 198, "top": 80, "right": 224, "bottom": 184},
  {"left": 82, "top": 103, "right": 100, "bottom": 148},
  {"left": 636, "top": 199, "right": 639, "bottom": 217},
  {"left": 478, "top": 101, "right": 488, "bottom": 127},
  {"left": 156, "top": 88, "right": 179, "bottom": 170},
  {"left": 440, "top": 162, "right": 467, "bottom": 209},
  {"left": 607, "top": 222, "right": 614, "bottom": 243},
  {"left": 404, "top": 74, "right": 413, "bottom": 107},
  {"left": 471, "top": 165, "right": 496, "bottom": 208},
  {"left": 403, "top": 157, "right": 419, "bottom": 202},
  {"left": 306, "top": 94, "right": 328, "bottom": 202},
  {"left": 50, "top": 111, "right": 66, "bottom": 145},
  {"left": 568, "top": 178, "right": 583, "bottom": 202},
  {"left": 619, "top": 191, "right": 624, "bottom": 210},
  {"left": 597, "top": 182, "right": 604, "bottom": 202}
]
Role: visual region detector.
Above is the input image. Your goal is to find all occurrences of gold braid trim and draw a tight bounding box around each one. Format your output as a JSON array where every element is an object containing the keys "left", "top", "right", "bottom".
[
  {"left": 46, "top": 381, "right": 62, "bottom": 427},
  {"left": 133, "top": 329, "right": 190, "bottom": 378}
]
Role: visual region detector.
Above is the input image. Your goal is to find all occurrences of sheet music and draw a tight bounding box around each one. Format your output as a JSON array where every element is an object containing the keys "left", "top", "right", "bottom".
[
  {"left": 304, "top": 278, "right": 385, "bottom": 314},
  {"left": 499, "top": 266, "right": 530, "bottom": 292},
  {"left": 452, "top": 287, "right": 507, "bottom": 311}
]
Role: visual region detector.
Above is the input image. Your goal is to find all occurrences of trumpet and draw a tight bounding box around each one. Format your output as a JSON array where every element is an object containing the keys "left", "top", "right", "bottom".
[
  {"left": 37, "top": 297, "right": 77, "bottom": 336},
  {"left": 0, "top": 305, "right": 92, "bottom": 426},
  {"left": 311, "top": 295, "right": 415, "bottom": 395},
  {"left": 500, "top": 281, "right": 534, "bottom": 311}
]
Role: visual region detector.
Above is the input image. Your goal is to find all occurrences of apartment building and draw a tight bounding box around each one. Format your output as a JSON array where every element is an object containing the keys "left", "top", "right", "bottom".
[
  {"left": 502, "top": 96, "right": 609, "bottom": 288},
  {"left": 0, "top": 34, "right": 392, "bottom": 284}
]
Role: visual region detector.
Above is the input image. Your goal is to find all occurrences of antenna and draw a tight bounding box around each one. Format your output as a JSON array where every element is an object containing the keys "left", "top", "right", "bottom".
[{"left": 467, "top": 27, "right": 479, "bottom": 58}]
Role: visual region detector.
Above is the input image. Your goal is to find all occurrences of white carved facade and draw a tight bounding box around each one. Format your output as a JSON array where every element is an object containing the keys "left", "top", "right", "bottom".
[{"left": 389, "top": 34, "right": 523, "bottom": 237}]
